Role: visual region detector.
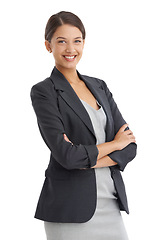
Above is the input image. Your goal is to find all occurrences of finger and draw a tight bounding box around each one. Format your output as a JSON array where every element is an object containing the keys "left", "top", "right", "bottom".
[
  {"left": 130, "top": 135, "right": 136, "bottom": 142},
  {"left": 63, "top": 134, "right": 67, "bottom": 139},
  {"left": 125, "top": 130, "right": 133, "bottom": 135},
  {"left": 119, "top": 124, "right": 129, "bottom": 132},
  {"left": 63, "top": 134, "right": 69, "bottom": 141},
  {"left": 63, "top": 134, "right": 73, "bottom": 144}
]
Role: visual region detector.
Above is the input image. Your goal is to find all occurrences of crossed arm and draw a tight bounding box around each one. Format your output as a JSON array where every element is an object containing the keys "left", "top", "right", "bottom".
[
  {"left": 64, "top": 123, "right": 136, "bottom": 169},
  {"left": 31, "top": 81, "right": 137, "bottom": 171}
]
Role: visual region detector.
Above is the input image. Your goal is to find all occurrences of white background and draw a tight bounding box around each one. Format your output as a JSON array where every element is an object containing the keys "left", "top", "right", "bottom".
[{"left": 0, "top": 0, "right": 160, "bottom": 239}]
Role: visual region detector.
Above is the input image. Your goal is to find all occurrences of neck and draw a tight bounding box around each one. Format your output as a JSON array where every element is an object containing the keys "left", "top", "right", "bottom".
[{"left": 56, "top": 65, "right": 80, "bottom": 84}]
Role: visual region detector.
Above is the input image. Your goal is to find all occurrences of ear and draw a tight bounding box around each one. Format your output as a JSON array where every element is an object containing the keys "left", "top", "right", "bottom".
[
  {"left": 82, "top": 39, "right": 85, "bottom": 49},
  {"left": 45, "top": 40, "right": 52, "bottom": 53}
]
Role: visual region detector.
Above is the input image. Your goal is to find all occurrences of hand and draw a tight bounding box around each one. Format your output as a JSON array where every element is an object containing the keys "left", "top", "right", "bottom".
[
  {"left": 63, "top": 134, "right": 73, "bottom": 145},
  {"left": 113, "top": 124, "right": 136, "bottom": 151}
]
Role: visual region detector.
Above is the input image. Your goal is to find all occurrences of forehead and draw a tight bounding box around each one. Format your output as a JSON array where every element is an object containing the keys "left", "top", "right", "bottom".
[{"left": 53, "top": 24, "right": 82, "bottom": 39}]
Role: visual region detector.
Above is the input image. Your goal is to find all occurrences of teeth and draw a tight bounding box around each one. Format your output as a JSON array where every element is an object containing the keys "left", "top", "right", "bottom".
[{"left": 64, "top": 55, "right": 75, "bottom": 59}]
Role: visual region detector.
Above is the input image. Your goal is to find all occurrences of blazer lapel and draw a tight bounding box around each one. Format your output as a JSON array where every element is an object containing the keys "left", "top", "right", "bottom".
[
  {"left": 50, "top": 67, "right": 96, "bottom": 139},
  {"left": 50, "top": 67, "right": 114, "bottom": 141},
  {"left": 79, "top": 73, "right": 114, "bottom": 141}
]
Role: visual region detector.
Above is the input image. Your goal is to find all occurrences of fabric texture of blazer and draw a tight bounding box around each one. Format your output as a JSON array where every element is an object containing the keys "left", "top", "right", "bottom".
[{"left": 31, "top": 67, "right": 137, "bottom": 223}]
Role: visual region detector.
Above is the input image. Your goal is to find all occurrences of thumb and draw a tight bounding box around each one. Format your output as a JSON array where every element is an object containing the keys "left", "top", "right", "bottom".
[{"left": 119, "top": 124, "right": 129, "bottom": 132}]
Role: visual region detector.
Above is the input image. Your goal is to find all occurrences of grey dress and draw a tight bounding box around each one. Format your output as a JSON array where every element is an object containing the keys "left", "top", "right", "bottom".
[{"left": 44, "top": 100, "right": 129, "bottom": 240}]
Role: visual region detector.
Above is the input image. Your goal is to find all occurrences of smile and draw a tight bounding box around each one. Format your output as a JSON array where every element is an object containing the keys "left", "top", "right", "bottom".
[{"left": 63, "top": 55, "right": 77, "bottom": 61}]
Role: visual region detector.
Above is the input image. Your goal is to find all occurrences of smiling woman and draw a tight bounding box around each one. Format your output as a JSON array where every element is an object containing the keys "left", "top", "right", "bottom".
[
  {"left": 56, "top": 35, "right": 83, "bottom": 62},
  {"left": 31, "top": 11, "right": 137, "bottom": 240},
  {"left": 44, "top": 11, "right": 85, "bottom": 73},
  {"left": 45, "top": 24, "right": 85, "bottom": 72}
]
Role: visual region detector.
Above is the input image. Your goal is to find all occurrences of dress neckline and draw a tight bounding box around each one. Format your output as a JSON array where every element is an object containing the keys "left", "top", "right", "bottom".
[{"left": 80, "top": 99, "right": 102, "bottom": 111}]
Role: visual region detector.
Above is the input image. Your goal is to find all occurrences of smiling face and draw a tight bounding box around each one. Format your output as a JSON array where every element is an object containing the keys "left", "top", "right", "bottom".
[{"left": 45, "top": 24, "right": 85, "bottom": 72}]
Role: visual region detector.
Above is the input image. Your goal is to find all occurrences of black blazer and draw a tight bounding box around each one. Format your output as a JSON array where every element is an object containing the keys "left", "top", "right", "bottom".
[{"left": 31, "top": 67, "right": 137, "bottom": 223}]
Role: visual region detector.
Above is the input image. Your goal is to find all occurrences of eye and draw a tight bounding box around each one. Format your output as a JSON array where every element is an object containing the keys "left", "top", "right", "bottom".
[
  {"left": 75, "top": 40, "right": 82, "bottom": 43},
  {"left": 58, "top": 40, "right": 66, "bottom": 44}
]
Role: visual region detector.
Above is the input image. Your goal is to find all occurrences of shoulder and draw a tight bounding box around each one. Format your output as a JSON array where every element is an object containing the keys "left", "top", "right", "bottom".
[
  {"left": 30, "top": 77, "right": 56, "bottom": 98},
  {"left": 81, "top": 73, "right": 109, "bottom": 90},
  {"left": 81, "top": 73, "right": 113, "bottom": 99},
  {"left": 31, "top": 77, "right": 53, "bottom": 91}
]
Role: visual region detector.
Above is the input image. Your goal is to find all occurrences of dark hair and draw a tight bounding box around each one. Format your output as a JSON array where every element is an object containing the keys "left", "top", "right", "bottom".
[{"left": 45, "top": 11, "right": 86, "bottom": 42}]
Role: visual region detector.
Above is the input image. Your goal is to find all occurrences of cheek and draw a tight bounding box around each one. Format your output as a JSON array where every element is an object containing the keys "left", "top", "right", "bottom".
[
  {"left": 52, "top": 49, "right": 63, "bottom": 60},
  {"left": 76, "top": 45, "right": 84, "bottom": 55},
  {"left": 52, "top": 44, "right": 64, "bottom": 55}
]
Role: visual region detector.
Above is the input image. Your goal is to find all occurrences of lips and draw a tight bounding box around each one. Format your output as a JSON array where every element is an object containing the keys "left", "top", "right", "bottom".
[{"left": 63, "top": 55, "right": 77, "bottom": 61}]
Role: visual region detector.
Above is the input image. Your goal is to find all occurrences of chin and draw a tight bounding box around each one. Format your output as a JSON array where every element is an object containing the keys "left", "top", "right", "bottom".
[{"left": 58, "top": 62, "right": 78, "bottom": 70}]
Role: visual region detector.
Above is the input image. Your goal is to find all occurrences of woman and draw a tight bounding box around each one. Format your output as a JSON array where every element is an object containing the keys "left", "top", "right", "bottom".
[{"left": 31, "top": 11, "right": 137, "bottom": 240}]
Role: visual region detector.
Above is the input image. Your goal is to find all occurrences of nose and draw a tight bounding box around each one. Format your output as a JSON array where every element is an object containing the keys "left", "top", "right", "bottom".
[{"left": 65, "top": 43, "right": 76, "bottom": 53}]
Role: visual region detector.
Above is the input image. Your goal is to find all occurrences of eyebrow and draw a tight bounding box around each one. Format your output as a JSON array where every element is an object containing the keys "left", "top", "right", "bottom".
[{"left": 56, "top": 36, "right": 82, "bottom": 40}]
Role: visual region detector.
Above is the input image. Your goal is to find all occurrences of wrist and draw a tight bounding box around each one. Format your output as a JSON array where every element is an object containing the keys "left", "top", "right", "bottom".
[{"left": 110, "top": 140, "right": 119, "bottom": 151}]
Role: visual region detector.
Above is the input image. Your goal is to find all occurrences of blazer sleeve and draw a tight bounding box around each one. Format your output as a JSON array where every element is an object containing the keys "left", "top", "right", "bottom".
[
  {"left": 101, "top": 80, "right": 137, "bottom": 171},
  {"left": 30, "top": 81, "right": 98, "bottom": 170}
]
